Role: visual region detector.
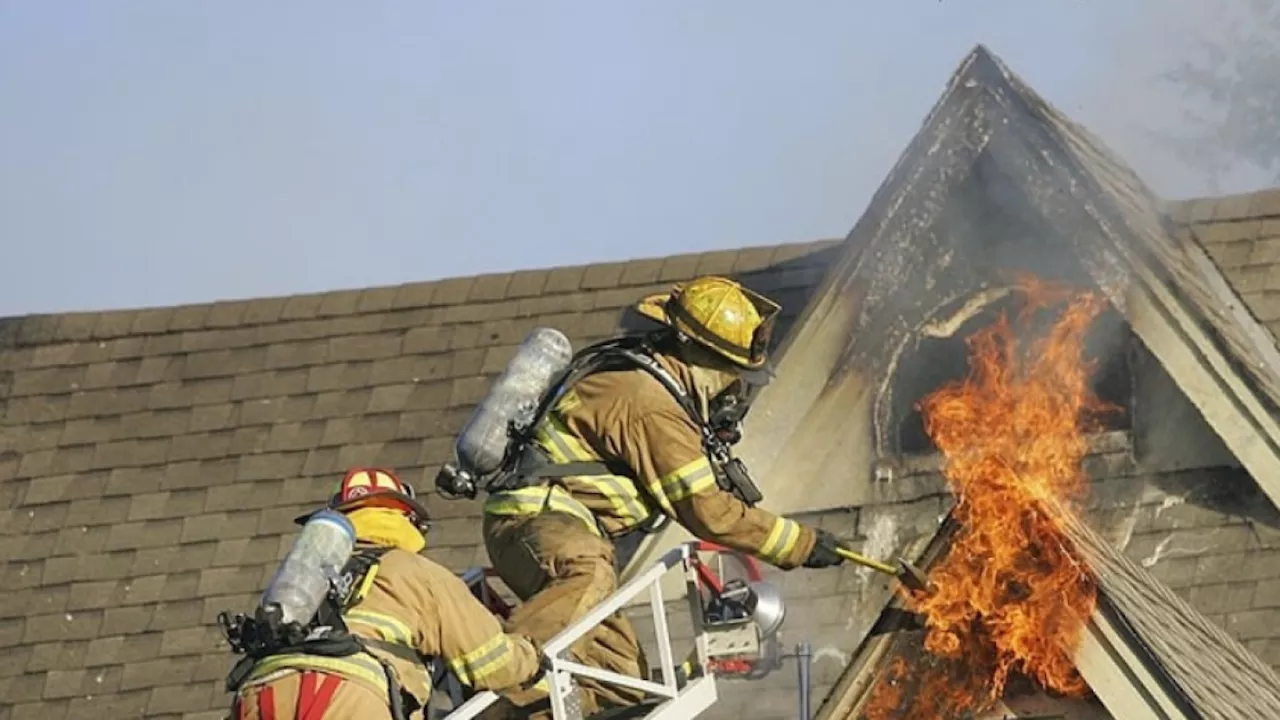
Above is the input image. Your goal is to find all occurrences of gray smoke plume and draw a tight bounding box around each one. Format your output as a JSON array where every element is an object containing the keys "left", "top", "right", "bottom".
[{"left": 1075, "top": 0, "right": 1280, "bottom": 199}]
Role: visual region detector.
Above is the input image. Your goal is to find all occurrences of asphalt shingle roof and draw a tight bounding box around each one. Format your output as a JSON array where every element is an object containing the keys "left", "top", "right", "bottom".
[
  {"left": 1168, "top": 188, "right": 1280, "bottom": 352},
  {"left": 0, "top": 240, "right": 836, "bottom": 719}
]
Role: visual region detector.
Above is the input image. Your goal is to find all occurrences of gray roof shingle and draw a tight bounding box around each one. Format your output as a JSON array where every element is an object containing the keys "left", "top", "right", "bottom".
[
  {"left": 0, "top": 241, "right": 837, "bottom": 719},
  {"left": 1062, "top": 511, "right": 1280, "bottom": 719},
  {"left": 1169, "top": 188, "right": 1280, "bottom": 348}
]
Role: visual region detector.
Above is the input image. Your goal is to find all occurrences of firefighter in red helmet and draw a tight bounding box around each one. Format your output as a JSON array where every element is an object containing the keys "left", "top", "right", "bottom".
[{"left": 225, "top": 468, "right": 546, "bottom": 719}]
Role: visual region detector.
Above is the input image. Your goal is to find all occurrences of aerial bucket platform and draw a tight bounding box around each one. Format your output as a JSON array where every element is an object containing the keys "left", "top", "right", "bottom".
[{"left": 437, "top": 541, "right": 788, "bottom": 720}]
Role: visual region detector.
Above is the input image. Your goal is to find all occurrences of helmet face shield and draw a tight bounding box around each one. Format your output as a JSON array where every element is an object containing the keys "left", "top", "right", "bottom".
[
  {"left": 395, "top": 481, "right": 432, "bottom": 536},
  {"left": 747, "top": 309, "right": 777, "bottom": 367},
  {"left": 738, "top": 281, "right": 781, "bottom": 368}
]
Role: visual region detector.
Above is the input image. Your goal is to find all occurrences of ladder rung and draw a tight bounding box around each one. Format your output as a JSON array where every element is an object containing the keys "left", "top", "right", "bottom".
[
  {"left": 639, "top": 676, "right": 719, "bottom": 719},
  {"left": 555, "top": 659, "right": 678, "bottom": 700}
]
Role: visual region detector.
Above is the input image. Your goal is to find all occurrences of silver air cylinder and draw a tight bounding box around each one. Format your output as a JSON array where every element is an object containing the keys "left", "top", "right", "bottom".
[
  {"left": 261, "top": 509, "right": 356, "bottom": 625},
  {"left": 454, "top": 327, "right": 574, "bottom": 477}
]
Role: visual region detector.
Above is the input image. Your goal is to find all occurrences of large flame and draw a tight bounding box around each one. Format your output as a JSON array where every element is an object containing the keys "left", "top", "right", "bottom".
[{"left": 860, "top": 276, "right": 1115, "bottom": 719}]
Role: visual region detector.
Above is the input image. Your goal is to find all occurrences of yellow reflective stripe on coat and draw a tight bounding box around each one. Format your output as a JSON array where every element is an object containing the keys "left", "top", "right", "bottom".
[
  {"left": 346, "top": 609, "right": 414, "bottom": 646},
  {"left": 535, "top": 415, "right": 650, "bottom": 522},
  {"left": 245, "top": 652, "right": 388, "bottom": 693},
  {"left": 347, "top": 608, "right": 435, "bottom": 692},
  {"left": 484, "top": 486, "right": 601, "bottom": 536},
  {"left": 448, "top": 632, "right": 518, "bottom": 687},
  {"left": 759, "top": 517, "right": 803, "bottom": 565},
  {"left": 655, "top": 456, "right": 717, "bottom": 504}
]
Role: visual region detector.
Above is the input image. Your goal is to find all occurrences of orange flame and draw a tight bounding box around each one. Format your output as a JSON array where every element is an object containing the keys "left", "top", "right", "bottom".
[{"left": 860, "top": 276, "right": 1113, "bottom": 719}]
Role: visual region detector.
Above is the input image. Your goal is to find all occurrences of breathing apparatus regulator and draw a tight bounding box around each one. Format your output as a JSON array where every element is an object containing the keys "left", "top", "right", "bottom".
[{"left": 433, "top": 327, "right": 766, "bottom": 508}]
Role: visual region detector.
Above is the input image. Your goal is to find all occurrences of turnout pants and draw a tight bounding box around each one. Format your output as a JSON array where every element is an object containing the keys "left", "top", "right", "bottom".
[
  {"left": 233, "top": 670, "right": 392, "bottom": 720},
  {"left": 481, "top": 512, "right": 649, "bottom": 720}
]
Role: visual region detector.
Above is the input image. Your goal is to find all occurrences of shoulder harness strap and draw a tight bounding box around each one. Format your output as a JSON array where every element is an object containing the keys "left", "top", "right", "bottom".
[
  {"left": 505, "top": 334, "right": 716, "bottom": 486},
  {"left": 337, "top": 544, "right": 392, "bottom": 610},
  {"left": 338, "top": 546, "right": 436, "bottom": 668},
  {"left": 511, "top": 333, "right": 765, "bottom": 508}
]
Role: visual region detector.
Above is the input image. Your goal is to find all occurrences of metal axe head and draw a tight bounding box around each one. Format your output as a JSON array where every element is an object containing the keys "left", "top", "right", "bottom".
[{"left": 895, "top": 559, "right": 931, "bottom": 594}]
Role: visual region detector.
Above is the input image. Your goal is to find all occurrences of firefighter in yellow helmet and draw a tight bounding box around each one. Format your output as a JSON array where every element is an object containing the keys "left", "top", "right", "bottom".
[
  {"left": 479, "top": 276, "right": 847, "bottom": 719},
  {"left": 225, "top": 468, "right": 547, "bottom": 720}
]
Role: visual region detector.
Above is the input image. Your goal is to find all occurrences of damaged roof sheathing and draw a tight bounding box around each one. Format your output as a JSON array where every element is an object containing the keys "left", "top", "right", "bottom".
[{"left": 823, "top": 506, "right": 1280, "bottom": 719}]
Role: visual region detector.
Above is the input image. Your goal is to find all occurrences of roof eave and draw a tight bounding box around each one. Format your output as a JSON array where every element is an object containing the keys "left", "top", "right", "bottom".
[
  {"left": 815, "top": 515, "right": 1202, "bottom": 720},
  {"left": 816, "top": 602, "right": 1199, "bottom": 720},
  {"left": 1075, "top": 598, "right": 1200, "bottom": 720}
]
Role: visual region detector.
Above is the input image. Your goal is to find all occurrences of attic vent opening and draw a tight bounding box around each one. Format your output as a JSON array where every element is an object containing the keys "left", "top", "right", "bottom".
[{"left": 891, "top": 292, "right": 1133, "bottom": 456}]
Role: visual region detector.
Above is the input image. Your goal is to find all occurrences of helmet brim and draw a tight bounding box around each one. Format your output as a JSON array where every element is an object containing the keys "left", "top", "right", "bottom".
[
  {"left": 293, "top": 491, "right": 432, "bottom": 527},
  {"left": 634, "top": 291, "right": 673, "bottom": 328}
]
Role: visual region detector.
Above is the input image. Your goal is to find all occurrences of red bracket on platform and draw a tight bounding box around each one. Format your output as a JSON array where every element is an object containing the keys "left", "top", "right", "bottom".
[
  {"left": 463, "top": 542, "right": 777, "bottom": 679},
  {"left": 687, "top": 541, "right": 774, "bottom": 678}
]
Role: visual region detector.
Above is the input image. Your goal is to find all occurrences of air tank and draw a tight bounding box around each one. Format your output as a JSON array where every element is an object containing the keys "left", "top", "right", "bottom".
[
  {"left": 260, "top": 509, "right": 356, "bottom": 626},
  {"left": 454, "top": 327, "right": 574, "bottom": 477}
]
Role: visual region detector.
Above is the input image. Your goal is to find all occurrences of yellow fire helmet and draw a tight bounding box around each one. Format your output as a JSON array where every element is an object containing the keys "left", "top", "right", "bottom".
[{"left": 635, "top": 275, "right": 781, "bottom": 370}]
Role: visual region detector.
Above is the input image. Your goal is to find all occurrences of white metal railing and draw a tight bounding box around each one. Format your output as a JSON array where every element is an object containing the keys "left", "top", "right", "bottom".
[{"left": 443, "top": 542, "right": 716, "bottom": 720}]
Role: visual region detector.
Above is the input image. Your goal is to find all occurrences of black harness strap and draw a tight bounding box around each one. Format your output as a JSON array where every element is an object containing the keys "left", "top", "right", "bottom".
[
  {"left": 490, "top": 334, "right": 763, "bottom": 547},
  {"left": 360, "top": 636, "right": 431, "bottom": 664},
  {"left": 506, "top": 336, "right": 714, "bottom": 484}
]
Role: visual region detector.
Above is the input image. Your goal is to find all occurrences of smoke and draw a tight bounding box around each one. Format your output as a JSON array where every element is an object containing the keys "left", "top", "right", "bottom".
[{"left": 1074, "top": 0, "right": 1280, "bottom": 199}]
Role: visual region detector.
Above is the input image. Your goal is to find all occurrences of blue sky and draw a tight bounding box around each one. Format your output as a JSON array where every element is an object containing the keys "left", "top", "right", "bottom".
[{"left": 0, "top": 2, "right": 1239, "bottom": 315}]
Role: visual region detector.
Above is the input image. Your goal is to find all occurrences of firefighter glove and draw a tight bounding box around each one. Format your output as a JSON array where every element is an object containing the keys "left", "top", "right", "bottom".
[{"left": 803, "top": 529, "right": 846, "bottom": 569}]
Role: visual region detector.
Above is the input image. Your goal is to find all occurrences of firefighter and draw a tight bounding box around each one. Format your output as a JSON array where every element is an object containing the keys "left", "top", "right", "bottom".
[
  {"left": 228, "top": 468, "right": 547, "bottom": 720},
  {"left": 479, "top": 276, "right": 848, "bottom": 719}
]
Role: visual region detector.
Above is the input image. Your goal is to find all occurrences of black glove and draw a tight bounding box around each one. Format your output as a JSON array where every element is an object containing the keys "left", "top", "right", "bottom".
[{"left": 803, "top": 529, "right": 847, "bottom": 569}]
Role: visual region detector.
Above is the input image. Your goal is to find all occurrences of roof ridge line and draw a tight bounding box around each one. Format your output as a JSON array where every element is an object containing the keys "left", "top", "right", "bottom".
[
  {"left": 0, "top": 238, "right": 842, "bottom": 349},
  {"left": 1, "top": 238, "right": 844, "bottom": 324}
]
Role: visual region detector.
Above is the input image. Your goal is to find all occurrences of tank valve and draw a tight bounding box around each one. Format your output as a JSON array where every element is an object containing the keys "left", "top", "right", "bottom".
[{"left": 434, "top": 463, "right": 477, "bottom": 500}]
